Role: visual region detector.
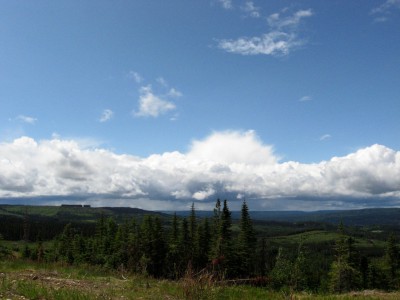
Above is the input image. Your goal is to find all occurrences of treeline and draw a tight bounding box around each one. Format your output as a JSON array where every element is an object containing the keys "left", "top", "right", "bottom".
[
  {"left": 0, "top": 214, "right": 95, "bottom": 241},
  {"left": 42, "top": 199, "right": 259, "bottom": 280},
  {"left": 7, "top": 199, "right": 400, "bottom": 293}
]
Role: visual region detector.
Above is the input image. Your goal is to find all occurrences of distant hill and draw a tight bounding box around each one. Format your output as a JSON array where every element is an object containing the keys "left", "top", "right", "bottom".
[
  {"left": 0, "top": 204, "right": 169, "bottom": 223},
  {"left": 0, "top": 204, "right": 170, "bottom": 241},
  {"left": 165, "top": 208, "right": 400, "bottom": 226}
]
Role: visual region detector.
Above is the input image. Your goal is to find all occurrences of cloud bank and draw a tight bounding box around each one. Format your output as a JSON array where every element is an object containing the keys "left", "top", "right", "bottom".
[{"left": 1, "top": 131, "right": 400, "bottom": 210}]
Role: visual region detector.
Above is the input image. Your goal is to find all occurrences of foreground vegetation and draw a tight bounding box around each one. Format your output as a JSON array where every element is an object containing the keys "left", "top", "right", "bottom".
[
  {"left": 1, "top": 200, "right": 400, "bottom": 299},
  {"left": 2, "top": 260, "right": 400, "bottom": 299}
]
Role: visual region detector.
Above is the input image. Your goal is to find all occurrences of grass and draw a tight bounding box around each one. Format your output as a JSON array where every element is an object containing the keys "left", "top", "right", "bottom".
[{"left": 2, "top": 260, "right": 400, "bottom": 299}]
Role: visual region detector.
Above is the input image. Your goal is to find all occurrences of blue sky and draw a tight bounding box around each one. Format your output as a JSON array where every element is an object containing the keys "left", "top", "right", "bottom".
[{"left": 1, "top": 0, "right": 400, "bottom": 210}]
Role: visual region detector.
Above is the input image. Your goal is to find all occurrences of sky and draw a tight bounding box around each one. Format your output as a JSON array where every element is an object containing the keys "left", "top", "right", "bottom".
[{"left": 1, "top": 0, "right": 400, "bottom": 211}]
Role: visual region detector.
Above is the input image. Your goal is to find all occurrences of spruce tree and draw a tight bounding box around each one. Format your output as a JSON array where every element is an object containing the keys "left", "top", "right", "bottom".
[
  {"left": 237, "top": 200, "right": 256, "bottom": 277},
  {"left": 166, "top": 213, "right": 180, "bottom": 278},
  {"left": 385, "top": 233, "right": 399, "bottom": 288},
  {"left": 188, "top": 203, "right": 199, "bottom": 266},
  {"left": 211, "top": 199, "right": 233, "bottom": 277},
  {"left": 197, "top": 218, "right": 211, "bottom": 268}
]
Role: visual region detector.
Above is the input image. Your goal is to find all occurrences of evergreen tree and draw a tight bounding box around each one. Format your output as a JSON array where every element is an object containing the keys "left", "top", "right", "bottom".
[
  {"left": 166, "top": 213, "right": 181, "bottom": 278},
  {"left": 58, "top": 223, "right": 75, "bottom": 264},
  {"left": 188, "top": 203, "right": 199, "bottom": 266},
  {"left": 197, "top": 218, "right": 211, "bottom": 267},
  {"left": 237, "top": 200, "right": 256, "bottom": 277},
  {"left": 211, "top": 199, "right": 234, "bottom": 277},
  {"left": 270, "top": 247, "right": 293, "bottom": 289},
  {"left": 179, "top": 217, "right": 191, "bottom": 271},
  {"left": 170, "top": 213, "right": 179, "bottom": 244},
  {"left": 114, "top": 221, "right": 129, "bottom": 268},
  {"left": 0, "top": 234, "right": 10, "bottom": 259},
  {"left": 292, "top": 243, "right": 308, "bottom": 291},
  {"left": 257, "top": 238, "right": 268, "bottom": 277},
  {"left": 329, "top": 222, "right": 361, "bottom": 293},
  {"left": 126, "top": 219, "right": 142, "bottom": 272},
  {"left": 359, "top": 256, "right": 369, "bottom": 289},
  {"left": 151, "top": 217, "right": 166, "bottom": 277},
  {"left": 385, "top": 233, "right": 399, "bottom": 288},
  {"left": 140, "top": 216, "right": 165, "bottom": 277}
]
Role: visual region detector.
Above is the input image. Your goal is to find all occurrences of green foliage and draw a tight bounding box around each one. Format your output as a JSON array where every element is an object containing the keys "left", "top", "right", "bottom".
[
  {"left": 270, "top": 247, "right": 293, "bottom": 289},
  {"left": 385, "top": 233, "right": 399, "bottom": 288},
  {"left": 0, "top": 234, "right": 10, "bottom": 259},
  {"left": 329, "top": 222, "right": 362, "bottom": 293},
  {"left": 3, "top": 200, "right": 400, "bottom": 295}
]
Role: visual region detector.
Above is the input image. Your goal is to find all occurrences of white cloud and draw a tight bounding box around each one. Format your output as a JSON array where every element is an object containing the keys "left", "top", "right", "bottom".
[
  {"left": 99, "top": 109, "right": 114, "bottom": 122},
  {"left": 188, "top": 130, "right": 278, "bottom": 165},
  {"left": 219, "top": 0, "right": 233, "bottom": 10},
  {"left": 192, "top": 186, "right": 216, "bottom": 200},
  {"left": 320, "top": 134, "right": 331, "bottom": 141},
  {"left": 267, "top": 9, "right": 313, "bottom": 29},
  {"left": 219, "top": 32, "right": 299, "bottom": 56},
  {"left": 242, "top": 1, "right": 260, "bottom": 18},
  {"left": 299, "top": 95, "right": 312, "bottom": 102},
  {"left": 168, "top": 88, "right": 183, "bottom": 98},
  {"left": 156, "top": 77, "right": 168, "bottom": 87},
  {"left": 16, "top": 115, "right": 37, "bottom": 124},
  {"left": 134, "top": 85, "right": 176, "bottom": 117},
  {"left": 371, "top": 0, "right": 400, "bottom": 19},
  {"left": 1, "top": 132, "right": 400, "bottom": 210},
  {"left": 218, "top": 9, "right": 313, "bottom": 56},
  {"left": 128, "top": 71, "right": 143, "bottom": 83}
]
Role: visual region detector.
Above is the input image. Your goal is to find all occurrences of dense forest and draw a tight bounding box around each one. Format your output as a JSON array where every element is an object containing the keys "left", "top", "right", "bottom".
[{"left": 1, "top": 199, "right": 400, "bottom": 294}]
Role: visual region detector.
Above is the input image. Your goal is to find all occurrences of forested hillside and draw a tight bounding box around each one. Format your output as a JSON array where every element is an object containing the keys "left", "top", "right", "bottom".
[{"left": 1, "top": 199, "right": 400, "bottom": 295}]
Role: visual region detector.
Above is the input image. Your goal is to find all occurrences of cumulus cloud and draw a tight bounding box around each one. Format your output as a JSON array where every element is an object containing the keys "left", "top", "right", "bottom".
[
  {"left": 188, "top": 130, "right": 277, "bottom": 165},
  {"left": 134, "top": 85, "right": 176, "bottom": 118},
  {"left": 132, "top": 75, "right": 182, "bottom": 118},
  {"left": 99, "top": 109, "right": 114, "bottom": 122},
  {"left": 16, "top": 115, "right": 37, "bottom": 124},
  {"left": 218, "top": 9, "right": 313, "bottom": 56},
  {"left": 1, "top": 131, "right": 400, "bottom": 210}
]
